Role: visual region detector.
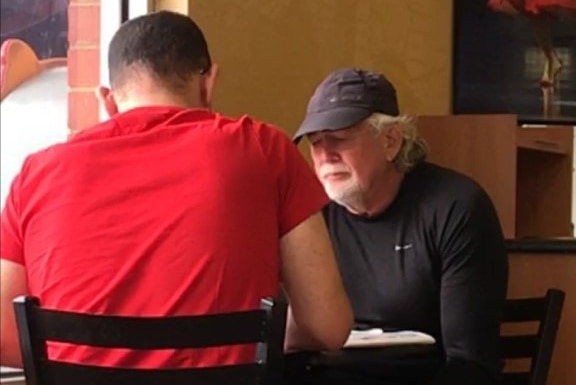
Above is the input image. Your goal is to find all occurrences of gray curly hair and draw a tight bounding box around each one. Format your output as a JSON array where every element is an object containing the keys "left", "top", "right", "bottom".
[{"left": 366, "top": 113, "right": 428, "bottom": 172}]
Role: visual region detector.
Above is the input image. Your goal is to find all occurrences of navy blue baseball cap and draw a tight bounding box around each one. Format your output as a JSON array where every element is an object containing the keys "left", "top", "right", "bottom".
[{"left": 294, "top": 68, "right": 399, "bottom": 143}]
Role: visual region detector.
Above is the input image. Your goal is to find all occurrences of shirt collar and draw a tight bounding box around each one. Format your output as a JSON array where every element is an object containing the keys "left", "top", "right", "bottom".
[{"left": 70, "top": 106, "right": 214, "bottom": 141}]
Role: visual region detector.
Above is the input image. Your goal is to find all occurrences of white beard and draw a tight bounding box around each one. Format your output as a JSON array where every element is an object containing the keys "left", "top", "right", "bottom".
[
  {"left": 322, "top": 177, "right": 365, "bottom": 213},
  {"left": 318, "top": 164, "right": 366, "bottom": 212}
]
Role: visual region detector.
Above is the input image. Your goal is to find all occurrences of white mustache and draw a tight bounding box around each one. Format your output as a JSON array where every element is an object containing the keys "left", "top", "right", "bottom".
[{"left": 319, "top": 164, "right": 350, "bottom": 179}]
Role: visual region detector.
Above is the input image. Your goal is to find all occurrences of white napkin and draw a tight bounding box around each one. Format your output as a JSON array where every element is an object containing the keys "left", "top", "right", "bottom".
[{"left": 345, "top": 328, "right": 436, "bottom": 348}]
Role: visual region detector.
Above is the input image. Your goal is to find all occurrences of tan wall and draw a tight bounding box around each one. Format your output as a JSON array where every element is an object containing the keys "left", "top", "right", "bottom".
[
  {"left": 153, "top": 0, "right": 192, "bottom": 14},
  {"left": 188, "top": 0, "right": 453, "bottom": 136}
]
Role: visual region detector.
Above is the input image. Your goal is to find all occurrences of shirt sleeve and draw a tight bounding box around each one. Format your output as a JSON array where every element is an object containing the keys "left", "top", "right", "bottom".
[
  {"left": 1, "top": 172, "right": 25, "bottom": 265},
  {"left": 254, "top": 123, "right": 329, "bottom": 237},
  {"left": 430, "top": 187, "right": 509, "bottom": 385}
]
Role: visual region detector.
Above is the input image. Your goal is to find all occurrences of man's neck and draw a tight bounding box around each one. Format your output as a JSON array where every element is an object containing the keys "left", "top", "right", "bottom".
[
  {"left": 344, "top": 170, "right": 405, "bottom": 217},
  {"left": 116, "top": 88, "right": 207, "bottom": 113}
]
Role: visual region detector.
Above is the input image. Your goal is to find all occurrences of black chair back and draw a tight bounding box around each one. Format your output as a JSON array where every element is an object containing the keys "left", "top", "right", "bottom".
[
  {"left": 14, "top": 296, "right": 287, "bottom": 385},
  {"left": 501, "top": 289, "right": 565, "bottom": 385}
]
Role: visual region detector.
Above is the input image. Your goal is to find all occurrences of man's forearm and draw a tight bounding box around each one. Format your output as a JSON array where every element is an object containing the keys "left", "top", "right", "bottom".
[
  {"left": 284, "top": 307, "right": 329, "bottom": 352},
  {"left": 0, "top": 335, "right": 23, "bottom": 368}
]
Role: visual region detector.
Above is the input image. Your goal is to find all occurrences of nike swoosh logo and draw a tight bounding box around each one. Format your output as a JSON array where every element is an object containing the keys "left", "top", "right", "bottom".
[{"left": 394, "top": 244, "right": 413, "bottom": 251}]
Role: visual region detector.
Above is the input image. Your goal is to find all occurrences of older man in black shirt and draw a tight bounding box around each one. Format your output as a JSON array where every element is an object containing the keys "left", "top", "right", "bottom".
[{"left": 289, "top": 68, "right": 509, "bottom": 385}]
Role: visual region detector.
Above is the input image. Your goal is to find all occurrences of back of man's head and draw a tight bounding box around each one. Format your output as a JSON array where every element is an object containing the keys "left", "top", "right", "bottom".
[{"left": 108, "top": 11, "right": 211, "bottom": 93}]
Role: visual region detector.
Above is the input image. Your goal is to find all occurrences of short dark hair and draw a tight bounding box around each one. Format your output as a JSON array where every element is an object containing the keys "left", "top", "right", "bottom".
[{"left": 107, "top": 11, "right": 212, "bottom": 91}]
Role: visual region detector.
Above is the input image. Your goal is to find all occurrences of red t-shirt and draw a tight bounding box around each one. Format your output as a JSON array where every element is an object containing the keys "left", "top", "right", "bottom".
[{"left": 0, "top": 106, "right": 328, "bottom": 368}]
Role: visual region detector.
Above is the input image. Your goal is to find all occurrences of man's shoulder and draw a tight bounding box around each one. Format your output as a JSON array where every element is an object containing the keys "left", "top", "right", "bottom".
[
  {"left": 213, "top": 113, "right": 286, "bottom": 136},
  {"left": 14, "top": 118, "right": 123, "bottom": 183},
  {"left": 19, "top": 139, "right": 71, "bottom": 171},
  {"left": 403, "top": 162, "right": 500, "bottom": 227},
  {"left": 418, "top": 162, "right": 482, "bottom": 188},
  {"left": 414, "top": 162, "right": 489, "bottom": 203}
]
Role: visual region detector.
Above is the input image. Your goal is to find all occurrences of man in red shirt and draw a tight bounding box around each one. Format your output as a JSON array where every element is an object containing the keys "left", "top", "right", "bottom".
[{"left": 0, "top": 11, "right": 352, "bottom": 368}]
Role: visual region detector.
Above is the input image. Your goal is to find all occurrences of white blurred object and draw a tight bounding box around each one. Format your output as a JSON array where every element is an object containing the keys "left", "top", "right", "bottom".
[
  {"left": 0, "top": 366, "right": 25, "bottom": 384},
  {"left": 0, "top": 39, "right": 68, "bottom": 209},
  {"left": 345, "top": 328, "right": 436, "bottom": 348}
]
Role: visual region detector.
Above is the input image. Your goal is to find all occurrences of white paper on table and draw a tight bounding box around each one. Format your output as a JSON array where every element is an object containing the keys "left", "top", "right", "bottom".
[
  {"left": 0, "top": 367, "right": 22, "bottom": 374},
  {"left": 344, "top": 328, "right": 436, "bottom": 348}
]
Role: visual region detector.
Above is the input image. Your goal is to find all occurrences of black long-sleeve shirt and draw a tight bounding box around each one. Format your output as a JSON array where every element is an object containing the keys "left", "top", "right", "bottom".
[{"left": 323, "top": 162, "right": 509, "bottom": 385}]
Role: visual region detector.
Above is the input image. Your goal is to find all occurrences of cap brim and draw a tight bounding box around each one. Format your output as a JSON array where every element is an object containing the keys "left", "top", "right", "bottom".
[{"left": 293, "top": 107, "right": 372, "bottom": 143}]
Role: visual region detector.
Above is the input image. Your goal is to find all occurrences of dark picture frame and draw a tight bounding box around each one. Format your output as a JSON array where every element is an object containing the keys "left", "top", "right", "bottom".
[
  {"left": 452, "top": 0, "right": 576, "bottom": 125},
  {"left": 0, "top": 0, "right": 69, "bottom": 59}
]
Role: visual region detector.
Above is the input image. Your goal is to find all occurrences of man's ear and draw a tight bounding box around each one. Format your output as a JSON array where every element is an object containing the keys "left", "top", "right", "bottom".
[
  {"left": 95, "top": 86, "right": 119, "bottom": 119},
  {"left": 200, "top": 63, "right": 219, "bottom": 109},
  {"left": 383, "top": 124, "right": 403, "bottom": 162}
]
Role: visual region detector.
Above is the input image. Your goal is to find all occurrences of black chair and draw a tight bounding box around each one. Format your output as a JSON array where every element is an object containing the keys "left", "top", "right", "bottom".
[
  {"left": 14, "top": 295, "right": 287, "bottom": 385},
  {"left": 501, "top": 289, "right": 565, "bottom": 385}
]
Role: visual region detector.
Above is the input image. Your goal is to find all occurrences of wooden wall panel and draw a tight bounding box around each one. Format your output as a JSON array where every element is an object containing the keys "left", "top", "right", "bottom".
[
  {"left": 189, "top": 0, "right": 453, "bottom": 136},
  {"left": 507, "top": 253, "right": 576, "bottom": 385}
]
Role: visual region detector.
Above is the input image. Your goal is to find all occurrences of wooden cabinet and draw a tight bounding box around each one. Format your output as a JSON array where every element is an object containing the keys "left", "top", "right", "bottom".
[{"left": 417, "top": 114, "right": 573, "bottom": 238}]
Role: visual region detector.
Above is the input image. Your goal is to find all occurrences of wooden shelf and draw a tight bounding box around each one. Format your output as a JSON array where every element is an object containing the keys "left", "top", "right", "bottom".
[
  {"left": 517, "top": 128, "right": 571, "bottom": 155},
  {"left": 417, "top": 114, "right": 573, "bottom": 239}
]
